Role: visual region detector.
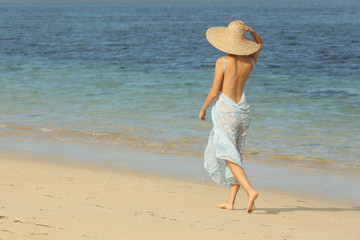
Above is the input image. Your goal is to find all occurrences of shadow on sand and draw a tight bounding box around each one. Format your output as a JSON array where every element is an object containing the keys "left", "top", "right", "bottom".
[{"left": 235, "top": 205, "right": 360, "bottom": 214}]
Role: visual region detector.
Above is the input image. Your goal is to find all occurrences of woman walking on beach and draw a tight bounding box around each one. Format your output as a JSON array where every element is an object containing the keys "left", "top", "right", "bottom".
[{"left": 199, "top": 20, "right": 262, "bottom": 213}]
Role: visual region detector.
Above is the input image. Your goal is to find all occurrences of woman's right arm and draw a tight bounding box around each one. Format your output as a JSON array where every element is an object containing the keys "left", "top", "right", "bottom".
[
  {"left": 248, "top": 28, "right": 262, "bottom": 64},
  {"left": 236, "top": 20, "right": 263, "bottom": 64}
]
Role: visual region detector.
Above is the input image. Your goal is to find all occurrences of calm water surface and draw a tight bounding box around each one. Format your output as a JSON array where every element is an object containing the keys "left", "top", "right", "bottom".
[{"left": 0, "top": 0, "right": 359, "bottom": 173}]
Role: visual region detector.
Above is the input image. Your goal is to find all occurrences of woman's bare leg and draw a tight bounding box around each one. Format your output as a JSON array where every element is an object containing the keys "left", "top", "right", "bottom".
[
  {"left": 225, "top": 160, "right": 259, "bottom": 213},
  {"left": 216, "top": 184, "right": 240, "bottom": 210}
]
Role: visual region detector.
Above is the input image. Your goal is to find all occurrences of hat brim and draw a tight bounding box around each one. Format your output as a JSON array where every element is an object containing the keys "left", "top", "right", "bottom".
[{"left": 206, "top": 27, "right": 259, "bottom": 55}]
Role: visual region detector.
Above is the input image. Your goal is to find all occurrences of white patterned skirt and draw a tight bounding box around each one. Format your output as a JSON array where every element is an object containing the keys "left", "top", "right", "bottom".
[{"left": 204, "top": 91, "right": 250, "bottom": 188}]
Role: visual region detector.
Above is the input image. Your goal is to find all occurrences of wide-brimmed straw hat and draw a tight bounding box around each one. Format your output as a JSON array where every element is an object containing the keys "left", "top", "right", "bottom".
[{"left": 206, "top": 20, "right": 259, "bottom": 55}]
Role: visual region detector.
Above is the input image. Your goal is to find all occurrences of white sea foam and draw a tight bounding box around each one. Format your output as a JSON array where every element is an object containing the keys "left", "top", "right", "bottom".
[{"left": 40, "top": 128, "right": 52, "bottom": 133}]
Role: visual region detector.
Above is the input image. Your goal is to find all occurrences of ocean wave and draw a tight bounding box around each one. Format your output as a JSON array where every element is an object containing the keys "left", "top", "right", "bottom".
[{"left": 1, "top": 122, "right": 359, "bottom": 176}]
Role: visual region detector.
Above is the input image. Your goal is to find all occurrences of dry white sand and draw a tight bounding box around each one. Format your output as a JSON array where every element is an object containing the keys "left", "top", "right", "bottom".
[{"left": 0, "top": 151, "right": 359, "bottom": 240}]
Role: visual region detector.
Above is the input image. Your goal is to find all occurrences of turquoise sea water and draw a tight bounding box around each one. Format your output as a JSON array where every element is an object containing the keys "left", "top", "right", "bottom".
[{"left": 0, "top": 0, "right": 359, "bottom": 174}]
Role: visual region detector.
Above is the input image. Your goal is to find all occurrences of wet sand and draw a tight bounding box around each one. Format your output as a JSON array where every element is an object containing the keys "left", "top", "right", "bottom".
[{"left": 0, "top": 151, "right": 359, "bottom": 240}]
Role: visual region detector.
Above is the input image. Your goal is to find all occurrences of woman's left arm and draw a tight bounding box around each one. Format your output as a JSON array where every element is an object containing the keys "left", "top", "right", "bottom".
[{"left": 199, "top": 57, "right": 224, "bottom": 121}]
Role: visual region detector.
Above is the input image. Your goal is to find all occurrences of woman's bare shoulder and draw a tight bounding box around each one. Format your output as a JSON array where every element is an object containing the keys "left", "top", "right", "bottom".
[
  {"left": 240, "top": 55, "right": 254, "bottom": 67},
  {"left": 215, "top": 56, "right": 225, "bottom": 64},
  {"left": 214, "top": 56, "right": 226, "bottom": 70}
]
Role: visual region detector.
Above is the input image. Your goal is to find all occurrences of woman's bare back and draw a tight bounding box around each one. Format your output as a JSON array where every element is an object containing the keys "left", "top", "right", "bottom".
[{"left": 220, "top": 55, "right": 254, "bottom": 104}]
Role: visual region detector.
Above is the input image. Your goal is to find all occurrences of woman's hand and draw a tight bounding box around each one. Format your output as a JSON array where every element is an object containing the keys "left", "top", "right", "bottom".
[
  {"left": 235, "top": 20, "right": 253, "bottom": 32},
  {"left": 199, "top": 109, "right": 206, "bottom": 121}
]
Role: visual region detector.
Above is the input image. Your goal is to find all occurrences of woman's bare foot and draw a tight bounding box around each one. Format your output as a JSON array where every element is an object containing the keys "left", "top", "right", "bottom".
[
  {"left": 247, "top": 191, "right": 259, "bottom": 213},
  {"left": 216, "top": 201, "right": 234, "bottom": 210}
]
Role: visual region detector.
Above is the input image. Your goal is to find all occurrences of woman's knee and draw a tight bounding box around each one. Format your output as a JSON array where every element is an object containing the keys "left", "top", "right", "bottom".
[{"left": 225, "top": 160, "right": 244, "bottom": 170}]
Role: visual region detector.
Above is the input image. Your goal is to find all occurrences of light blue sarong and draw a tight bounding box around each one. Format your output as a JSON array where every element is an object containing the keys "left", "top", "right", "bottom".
[{"left": 204, "top": 91, "right": 250, "bottom": 188}]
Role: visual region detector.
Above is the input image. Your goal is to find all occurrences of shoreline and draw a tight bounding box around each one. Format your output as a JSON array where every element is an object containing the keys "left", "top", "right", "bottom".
[
  {"left": 1, "top": 135, "right": 360, "bottom": 203},
  {"left": 2, "top": 149, "right": 359, "bottom": 207},
  {"left": 1, "top": 150, "right": 359, "bottom": 239},
  {"left": 1, "top": 125, "right": 359, "bottom": 178}
]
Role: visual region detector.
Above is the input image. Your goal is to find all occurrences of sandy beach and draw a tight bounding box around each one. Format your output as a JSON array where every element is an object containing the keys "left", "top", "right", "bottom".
[{"left": 0, "top": 150, "right": 359, "bottom": 240}]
